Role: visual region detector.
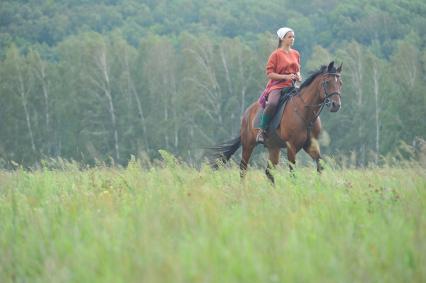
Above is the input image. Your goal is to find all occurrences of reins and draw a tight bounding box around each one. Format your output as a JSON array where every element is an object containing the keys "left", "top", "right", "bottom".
[{"left": 294, "top": 72, "right": 341, "bottom": 136}]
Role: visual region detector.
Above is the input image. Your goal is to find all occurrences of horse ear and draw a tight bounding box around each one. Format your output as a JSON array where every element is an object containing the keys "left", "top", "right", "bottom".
[
  {"left": 337, "top": 62, "right": 343, "bottom": 73},
  {"left": 327, "top": 61, "right": 335, "bottom": 72}
]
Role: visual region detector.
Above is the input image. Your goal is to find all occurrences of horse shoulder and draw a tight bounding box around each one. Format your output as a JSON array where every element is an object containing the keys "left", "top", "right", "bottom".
[{"left": 279, "top": 99, "right": 305, "bottom": 140}]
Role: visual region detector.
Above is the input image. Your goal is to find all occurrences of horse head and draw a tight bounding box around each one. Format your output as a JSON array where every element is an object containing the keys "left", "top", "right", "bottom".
[{"left": 321, "top": 61, "right": 343, "bottom": 112}]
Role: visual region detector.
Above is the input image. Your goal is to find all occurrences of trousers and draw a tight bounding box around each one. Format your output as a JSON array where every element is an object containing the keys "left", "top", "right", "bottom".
[{"left": 259, "top": 89, "right": 281, "bottom": 130}]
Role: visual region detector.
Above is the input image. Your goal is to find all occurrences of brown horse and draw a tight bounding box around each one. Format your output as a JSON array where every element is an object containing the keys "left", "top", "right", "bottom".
[{"left": 208, "top": 61, "right": 343, "bottom": 183}]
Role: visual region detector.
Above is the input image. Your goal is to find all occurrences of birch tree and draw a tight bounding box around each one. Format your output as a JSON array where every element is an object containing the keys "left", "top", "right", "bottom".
[
  {"left": 389, "top": 40, "right": 425, "bottom": 145},
  {"left": 218, "top": 38, "right": 260, "bottom": 127},
  {"left": 58, "top": 33, "right": 122, "bottom": 162},
  {"left": 336, "top": 41, "right": 368, "bottom": 166},
  {"left": 139, "top": 35, "right": 180, "bottom": 151},
  {"left": 364, "top": 50, "right": 385, "bottom": 164},
  {"left": 109, "top": 35, "right": 150, "bottom": 159},
  {"left": 182, "top": 34, "right": 225, "bottom": 136},
  {"left": 3, "top": 46, "right": 37, "bottom": 157},
  {"left": 28, "top": 49, "right": 52, "bottom": 155},
  {"left": 89, "top": 37, "right": 120, "bottom": 161},
  {"left": 372, "top": 60, "right": 381, "bottom": 164}
]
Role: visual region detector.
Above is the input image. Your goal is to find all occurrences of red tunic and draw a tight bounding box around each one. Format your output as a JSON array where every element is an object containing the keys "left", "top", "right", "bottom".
[
  {"left": 265, "top": 48, "right": 300, "bottom": 91},
  {"left": 258, "top": 48, "right": 301, "bottom": 107}
]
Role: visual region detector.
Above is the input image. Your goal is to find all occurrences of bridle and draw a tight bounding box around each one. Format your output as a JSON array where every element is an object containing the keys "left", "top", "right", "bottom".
[
  {"left": 295, "top": 72, "right": 342, "bottom": 134},
  {"left": 321, "top": 72, "right": 342, "bottom": 108}
]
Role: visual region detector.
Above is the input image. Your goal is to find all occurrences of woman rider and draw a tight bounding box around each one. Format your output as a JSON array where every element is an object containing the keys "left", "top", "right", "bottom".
[{"left": 257, "top": 27, "right": 302, "bottom": 144}]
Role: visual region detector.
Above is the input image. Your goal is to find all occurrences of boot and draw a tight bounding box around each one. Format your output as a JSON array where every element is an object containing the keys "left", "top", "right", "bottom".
[{"left": 256, "top": 112, "right": 272, "bottom": 144}]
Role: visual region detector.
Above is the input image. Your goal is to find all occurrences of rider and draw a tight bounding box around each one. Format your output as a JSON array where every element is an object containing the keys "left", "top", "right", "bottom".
[{"left": 257, "top": 27, "right": 302, "bottom": 144}]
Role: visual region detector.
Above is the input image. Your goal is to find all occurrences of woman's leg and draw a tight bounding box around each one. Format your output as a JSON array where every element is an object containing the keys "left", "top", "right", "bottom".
[
  {"left": 257, "top": 89, "right": 281, "bottom": 143},
  {"left": 264, "top": 90, "right": 281, "bottom": 117}
]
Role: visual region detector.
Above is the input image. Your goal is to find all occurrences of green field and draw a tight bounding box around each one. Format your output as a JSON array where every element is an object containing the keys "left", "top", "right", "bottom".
[{"left": 1, "top": 161, "right": 425, "bottom": 283}]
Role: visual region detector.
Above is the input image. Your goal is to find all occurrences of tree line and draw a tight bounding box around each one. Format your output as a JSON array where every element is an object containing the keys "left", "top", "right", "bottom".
[{"left": 0, "top": 0, "right": 425, "bottom": 167}]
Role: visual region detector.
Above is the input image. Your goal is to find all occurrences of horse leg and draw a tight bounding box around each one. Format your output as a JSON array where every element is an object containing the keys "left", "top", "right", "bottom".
[
  {"left": 240, "top": 143, "right": 255, "bottom": 179},
  {"left": 303, "top": 138, "right": 323, "bottom": 173},
  {"left": 265, "top": 147, "right": 280, "bottom": 184},
  {"left": 286, "top": 143, "right": 297, "bottom": 174},
  {"left": 303, "top": 117, "right": 323, "bottom": 174}
]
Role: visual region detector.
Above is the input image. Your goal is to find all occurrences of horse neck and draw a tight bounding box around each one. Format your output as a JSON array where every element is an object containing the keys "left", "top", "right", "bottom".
[{"left": 299, "top": 76, "right": 322, "bottom": 106}]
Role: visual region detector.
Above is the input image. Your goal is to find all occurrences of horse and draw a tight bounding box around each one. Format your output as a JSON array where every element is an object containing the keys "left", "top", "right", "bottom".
[{"left": 207, "top": 61, "right": 343, "bottom": 183}]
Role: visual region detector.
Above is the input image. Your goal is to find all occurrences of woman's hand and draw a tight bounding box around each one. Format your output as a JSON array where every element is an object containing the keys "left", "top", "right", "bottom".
[
  {"left": 287, "top": 73, "right": 298, "bottom": 81},
  {"left": 267, "top": 72, "right": 301, "bottom": 81}
]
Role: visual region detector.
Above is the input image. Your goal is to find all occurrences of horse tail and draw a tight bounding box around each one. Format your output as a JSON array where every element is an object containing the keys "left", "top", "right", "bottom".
[{"left": 206, "top": 135, "right": 241, "bottom": 169}]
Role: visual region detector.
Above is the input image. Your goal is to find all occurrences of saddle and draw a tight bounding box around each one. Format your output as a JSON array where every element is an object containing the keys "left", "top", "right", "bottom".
[{"left": 254, "top": 86, "right": 297, "bottom": 130}]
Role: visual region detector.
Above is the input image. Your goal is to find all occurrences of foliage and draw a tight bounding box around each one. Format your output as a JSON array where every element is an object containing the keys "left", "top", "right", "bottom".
[{"left": 0, "top": 0, "right": 426, "bottom": 167}]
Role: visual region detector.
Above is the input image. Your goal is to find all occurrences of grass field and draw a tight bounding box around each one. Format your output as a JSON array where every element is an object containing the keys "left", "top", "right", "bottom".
[{"left": 0, "top": 160, "right": 425, "bottom": 283}]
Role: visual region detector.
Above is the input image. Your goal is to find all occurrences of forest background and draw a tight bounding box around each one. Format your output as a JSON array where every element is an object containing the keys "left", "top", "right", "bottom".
[{"left": 0, "top": 0, "right": 425, "bottom": 168}]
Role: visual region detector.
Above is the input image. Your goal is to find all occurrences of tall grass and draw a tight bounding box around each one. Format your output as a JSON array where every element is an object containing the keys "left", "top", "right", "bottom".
[{"left": 0, "top": 160, "right": 425, "bottom": 283}]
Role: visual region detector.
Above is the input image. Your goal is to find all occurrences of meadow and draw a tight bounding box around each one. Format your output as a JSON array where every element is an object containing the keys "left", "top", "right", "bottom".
[{"left": 0, "top": 159, "right": 425, "bottom": 283}]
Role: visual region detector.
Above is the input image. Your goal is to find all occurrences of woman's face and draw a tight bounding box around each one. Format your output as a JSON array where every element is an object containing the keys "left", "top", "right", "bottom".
[{"left": 283, "top": 32, "right": 295, "bottom": 46}]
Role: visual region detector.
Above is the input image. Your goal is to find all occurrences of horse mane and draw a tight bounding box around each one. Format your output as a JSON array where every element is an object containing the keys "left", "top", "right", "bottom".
[{"left": 299, "top": 64, "right": 335, "bottom": 90}]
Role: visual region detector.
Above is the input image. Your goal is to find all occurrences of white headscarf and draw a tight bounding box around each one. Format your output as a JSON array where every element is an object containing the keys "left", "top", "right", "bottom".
[{"left": 277, "top": 27, "right": 294, "bottom": 40}]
